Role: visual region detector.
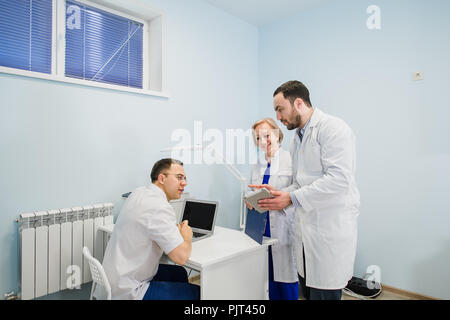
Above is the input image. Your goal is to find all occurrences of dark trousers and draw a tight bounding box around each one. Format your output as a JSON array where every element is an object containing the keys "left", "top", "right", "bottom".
[
  {"left": 299, "top": 246, "right": 342, "bottom": 300},
  {"left": 143, "top": 264, "right": 200, "bottom": 300}
]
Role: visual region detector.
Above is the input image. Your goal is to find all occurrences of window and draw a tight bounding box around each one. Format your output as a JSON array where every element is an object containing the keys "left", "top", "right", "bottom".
[
  {"left": 0, "top": 0, "right": 166, "bottom": 96},
  {"left": 65, "top": 0, "right": 143, "bottom": 88},
  {"left": 0, "top": 0, "right": 53, "bottom": 74}
]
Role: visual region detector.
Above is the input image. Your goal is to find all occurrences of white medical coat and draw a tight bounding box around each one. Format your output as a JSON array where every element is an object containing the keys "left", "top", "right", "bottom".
[
  {"left": 249, "top": 148, "right": 298, "bottom": 283},
  {"left": 99, "top": 184, "right": 184, "bottom": 300},
  {"left": 284, "top": 108, "right": 360, "bottom": 290}
]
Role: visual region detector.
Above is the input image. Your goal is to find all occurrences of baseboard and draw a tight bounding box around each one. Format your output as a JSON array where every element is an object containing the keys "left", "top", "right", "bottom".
[
  {"left": 380, "top": 283, "right": 439, "bottom": 300},
  {"left": 188, "top": 275, "right": 439, "bottom": 300}
]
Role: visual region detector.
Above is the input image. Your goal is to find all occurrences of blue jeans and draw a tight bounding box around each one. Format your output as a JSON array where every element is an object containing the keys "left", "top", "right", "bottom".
[{"left": 143, "top": 264, "right": 200, "bottom": 300}]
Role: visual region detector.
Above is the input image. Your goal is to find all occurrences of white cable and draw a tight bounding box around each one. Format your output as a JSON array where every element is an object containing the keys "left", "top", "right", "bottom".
[
  {"left": 343, "top": 283, "right": 382, "bottom": 300},
  {"left": 343, "top": 288, "right": 369, "bottom": 300}
]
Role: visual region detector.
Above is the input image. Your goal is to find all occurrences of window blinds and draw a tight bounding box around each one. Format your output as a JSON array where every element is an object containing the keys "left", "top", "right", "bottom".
[
  {"left": 0, "top": 0, "right": 53, "bottom": 74},
  {"left": 65, "top": 0, "right": 143, "bottom": 88}
]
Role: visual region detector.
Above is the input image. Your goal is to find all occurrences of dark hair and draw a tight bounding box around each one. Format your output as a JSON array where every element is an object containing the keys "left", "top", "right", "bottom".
[
  {"left": 273, "top": 80, "right": 312, "bottom": 107},
  {"left": 151, "top": 158, "right": 183, "bottom": 183}
]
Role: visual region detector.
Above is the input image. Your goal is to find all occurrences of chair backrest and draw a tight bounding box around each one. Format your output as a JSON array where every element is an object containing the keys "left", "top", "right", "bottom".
[{"left": 82, "top": 246, "right": 112, "bottom": 300}]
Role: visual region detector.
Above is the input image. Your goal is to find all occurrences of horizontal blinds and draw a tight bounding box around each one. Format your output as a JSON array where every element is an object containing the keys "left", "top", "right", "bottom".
[
  {"left": 0, "top": 0, "right": 53, "bottom": 74},
  {"left": 65, "top": 0, "right": 143, "bottom": 89}
]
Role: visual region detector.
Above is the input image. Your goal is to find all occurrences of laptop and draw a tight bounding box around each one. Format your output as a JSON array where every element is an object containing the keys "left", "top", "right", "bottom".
[{"left": 179, "top": 199, "right": 219, "bottom": 242}]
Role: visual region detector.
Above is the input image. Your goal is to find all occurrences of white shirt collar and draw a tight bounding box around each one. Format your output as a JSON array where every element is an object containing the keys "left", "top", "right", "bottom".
[{"left": 148, "top": 183, "right": 168, "bottom": 202}]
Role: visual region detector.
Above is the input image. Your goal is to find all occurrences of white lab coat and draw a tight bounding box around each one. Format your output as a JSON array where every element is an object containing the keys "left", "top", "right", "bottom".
[
  {"left": 284, "top": 108, "right": 360, "bottom": 290},
  {"left": 97, "top": 184, "right": 184, "bottom": 300},
  {"left": 249, "top": 148, "right": 298, "bottom": 283}
]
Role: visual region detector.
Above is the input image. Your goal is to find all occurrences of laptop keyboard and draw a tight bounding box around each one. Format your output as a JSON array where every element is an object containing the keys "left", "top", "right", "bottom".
[{"left": 193, "top": 232, "right": 204, "bottom": 238}]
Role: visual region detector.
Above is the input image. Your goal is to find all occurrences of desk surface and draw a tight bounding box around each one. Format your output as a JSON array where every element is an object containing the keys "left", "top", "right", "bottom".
[
  {"left": 98, "top": 224, "right": 276, "bottom": 270},
  {"left": 186, "top": 226, "right": 277, "bottom": 270}
]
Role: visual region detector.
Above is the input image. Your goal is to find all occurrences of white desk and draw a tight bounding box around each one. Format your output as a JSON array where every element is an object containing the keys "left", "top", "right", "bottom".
[
  {"left": 186, "top": 226, "right": 277, "bottom": 300},
  {"left": 98, "top": 224, "right": 277, "bottom": 300}
]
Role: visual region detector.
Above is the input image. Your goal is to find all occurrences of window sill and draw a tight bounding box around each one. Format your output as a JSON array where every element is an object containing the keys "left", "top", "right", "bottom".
[{"left": 0, "top": 66, "right": 169, "bottom": 98}]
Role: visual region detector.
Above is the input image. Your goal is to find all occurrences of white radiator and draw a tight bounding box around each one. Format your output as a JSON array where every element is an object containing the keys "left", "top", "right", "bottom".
[{"left": 18, "top": 203, "right": 114, "bottom": 300}]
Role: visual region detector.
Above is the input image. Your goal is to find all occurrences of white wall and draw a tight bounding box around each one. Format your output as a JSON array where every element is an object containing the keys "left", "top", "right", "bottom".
[{"left": 2, "top": 0, "right": 449, "bottom": 300}]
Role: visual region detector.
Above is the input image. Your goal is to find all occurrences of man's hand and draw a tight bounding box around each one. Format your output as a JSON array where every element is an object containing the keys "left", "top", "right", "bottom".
[
  {"left": 247, "top": 184, "right": 278, "bottom": 209},
  {"left": 170, "top": 220, "right": 193, "bottom": 265},
  {"left": 178, "top": 220, "right": 193, "bottom": 241},
  {"left": 248, "top": 184, "right": 292, "bottom": 211}
]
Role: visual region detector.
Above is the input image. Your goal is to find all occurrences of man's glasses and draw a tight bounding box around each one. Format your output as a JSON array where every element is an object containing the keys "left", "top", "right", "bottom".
[{"left": 163, "top": 173, "right": 187, "bottom": 183}]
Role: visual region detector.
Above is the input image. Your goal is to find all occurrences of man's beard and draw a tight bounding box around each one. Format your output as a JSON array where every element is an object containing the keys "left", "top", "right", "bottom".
[{"left": 287, "top": 114, "right": 302, "bottom": 130}]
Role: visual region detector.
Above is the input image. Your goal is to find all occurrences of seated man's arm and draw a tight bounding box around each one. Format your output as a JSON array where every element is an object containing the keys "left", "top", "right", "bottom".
[{"left": 167, "top": 220, "right": 192, "bottom": 265}]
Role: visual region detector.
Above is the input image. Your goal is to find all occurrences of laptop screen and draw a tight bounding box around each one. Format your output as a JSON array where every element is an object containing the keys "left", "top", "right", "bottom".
[{"left": 182, "top": 200, "right": 216, "bottom": 231}]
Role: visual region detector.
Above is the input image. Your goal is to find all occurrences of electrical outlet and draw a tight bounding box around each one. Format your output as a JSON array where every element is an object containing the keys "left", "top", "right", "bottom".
[{"left": 413, "top": 71, "right": 424, "bottom": 81}]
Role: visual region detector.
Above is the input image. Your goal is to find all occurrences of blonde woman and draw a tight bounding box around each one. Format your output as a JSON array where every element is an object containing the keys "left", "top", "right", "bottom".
[{"left": 246, "top": 118, "right": 298, "bottom": 300}]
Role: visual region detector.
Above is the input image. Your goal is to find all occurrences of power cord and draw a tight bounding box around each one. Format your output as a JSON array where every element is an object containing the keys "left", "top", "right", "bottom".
[
  {"left": 343, "top": 284, "right": 382, "bottom": 300},
  {"left": 343, "top": 274, "right": 382, "bottom": 300}
]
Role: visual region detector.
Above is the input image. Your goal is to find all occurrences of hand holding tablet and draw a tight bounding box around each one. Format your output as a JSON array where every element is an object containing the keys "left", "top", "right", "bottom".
[{"left": 244, "top": 187, "right": 274, "bottom": 213}]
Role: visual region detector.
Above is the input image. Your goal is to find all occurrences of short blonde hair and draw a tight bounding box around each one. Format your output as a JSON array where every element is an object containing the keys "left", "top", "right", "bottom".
[{"left": 251, "top": 118, "right": 284, "bottom": 144}]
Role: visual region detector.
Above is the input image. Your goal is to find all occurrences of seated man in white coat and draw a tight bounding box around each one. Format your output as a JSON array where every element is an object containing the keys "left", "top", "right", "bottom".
[{"left": 99, "top": 158, "right": 200, "bottom": 300}]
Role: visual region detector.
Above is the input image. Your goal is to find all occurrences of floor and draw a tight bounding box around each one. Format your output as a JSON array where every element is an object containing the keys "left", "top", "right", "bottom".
[
  {"left": 342, "top": 286, "right": 421, "bottom": 300},
  {"left": 188, "top": 276, "right": 425, "bottom": 300}
]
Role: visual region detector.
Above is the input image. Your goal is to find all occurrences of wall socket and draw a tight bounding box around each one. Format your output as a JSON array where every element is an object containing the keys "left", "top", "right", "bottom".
[{"left": 413, "top": 71, "right": 424, "bottom": 81}]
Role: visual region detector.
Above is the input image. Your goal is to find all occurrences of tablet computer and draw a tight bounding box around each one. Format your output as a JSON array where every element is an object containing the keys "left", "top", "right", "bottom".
[{"left": 244, "top": 188, "right": 274, "bottom": 213}]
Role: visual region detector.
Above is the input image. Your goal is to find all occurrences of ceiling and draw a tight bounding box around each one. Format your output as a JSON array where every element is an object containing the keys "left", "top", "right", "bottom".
[{"left": 203, "top": 0, "right": 335, "bottom": 27}]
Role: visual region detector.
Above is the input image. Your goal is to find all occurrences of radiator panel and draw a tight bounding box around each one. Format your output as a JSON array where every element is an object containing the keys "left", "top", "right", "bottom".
[
  {"left": 72, "top": 220, "right": 84, "bottom": 287},
  {"left": 48, "top": 223, "right": 61, "bottom": 294},
  {"left": 93, "top": 216, "right": 105, "bottom": 262},
  {"left": 60, "top": 221, "right": 72, "bottom": 291},
  {"left": 103, "top": 215, "right": 114, "bottom": 252},
  {"left": 35, "top": 225, "right": 49, "bottom": 298},
  {"left": 20, "top": 227, "right": 35, "bottom": 301},
  {"left": 18, "top": 203, "right": 114, "bottom": 300},
  {"left": 83, "top": 218, "right": 94, "bottom": 283}
]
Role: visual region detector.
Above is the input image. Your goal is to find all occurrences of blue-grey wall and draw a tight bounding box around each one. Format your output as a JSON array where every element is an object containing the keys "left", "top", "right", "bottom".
[
  {"left": 2, "top": 0, "right": 449, "bottom": 300},
  {"left": 0, "top": 0, "right": 258, "bottom": 298},
  {"left": 259, "top": 0, "right": 450, "bottom": 299}
]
